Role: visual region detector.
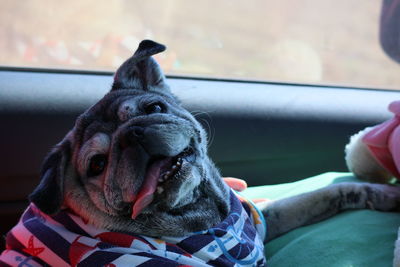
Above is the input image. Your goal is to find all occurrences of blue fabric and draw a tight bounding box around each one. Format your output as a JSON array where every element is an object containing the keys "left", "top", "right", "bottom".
[{"left": 0, "top": 190, "right": 266, "bottom": 266}]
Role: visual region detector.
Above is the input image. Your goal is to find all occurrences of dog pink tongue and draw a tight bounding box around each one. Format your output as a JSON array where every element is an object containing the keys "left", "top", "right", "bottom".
[{"left": 131, "top": 158, "right": 172, "bottom": 219}]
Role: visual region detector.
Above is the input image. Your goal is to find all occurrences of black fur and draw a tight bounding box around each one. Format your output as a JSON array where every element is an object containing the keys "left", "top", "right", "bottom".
[
  {"left": 29, "top": 140, "right": 71, "bottom": 214},
  {"left": 112, "top": 40, "right": 166, "bottom": 91}
]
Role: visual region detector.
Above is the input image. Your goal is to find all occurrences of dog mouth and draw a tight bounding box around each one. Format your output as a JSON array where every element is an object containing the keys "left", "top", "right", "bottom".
[{"left": 131, "top": 146, "right": 195, "bottom": 219}]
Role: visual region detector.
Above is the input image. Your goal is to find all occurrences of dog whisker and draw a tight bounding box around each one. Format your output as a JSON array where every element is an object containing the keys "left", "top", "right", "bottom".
[{"left": 192, "top": 112, "right": 215, "bottom": 148}]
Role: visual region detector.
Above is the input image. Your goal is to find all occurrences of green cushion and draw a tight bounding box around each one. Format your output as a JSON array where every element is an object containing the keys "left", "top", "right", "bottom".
[{"left": 241, "top": 172, "right": 400, "bottom": 267}]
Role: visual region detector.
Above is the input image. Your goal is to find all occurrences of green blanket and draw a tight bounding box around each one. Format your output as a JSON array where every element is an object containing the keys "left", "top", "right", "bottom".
[{"left": 241, "top": 172, "right": 400, "bottom": 267}]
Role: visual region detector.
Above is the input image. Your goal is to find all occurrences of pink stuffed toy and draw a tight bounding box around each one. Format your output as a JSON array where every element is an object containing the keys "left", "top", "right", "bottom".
[
  {"left": 345, "top": 100, "right": 400, "bottom": 266},
  {"left": 346, "top": 100, "right": 400, "bottom": 183}
]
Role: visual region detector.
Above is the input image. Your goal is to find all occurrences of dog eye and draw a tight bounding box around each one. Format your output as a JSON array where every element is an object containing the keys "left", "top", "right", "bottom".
[
  {"left": 144, "top": 102, "right": 165, "bottom": 114},
  {"left": 87, "top": 154, "right": 107, "bottom": 177}
]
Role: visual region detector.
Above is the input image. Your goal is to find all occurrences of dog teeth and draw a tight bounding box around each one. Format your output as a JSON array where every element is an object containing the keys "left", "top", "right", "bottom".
[
  {"left": 157, "top": 158, "right": 184, "bottom": 185},
  {"left": 157, "top": 186, "right": 164, "bottom": 194}
]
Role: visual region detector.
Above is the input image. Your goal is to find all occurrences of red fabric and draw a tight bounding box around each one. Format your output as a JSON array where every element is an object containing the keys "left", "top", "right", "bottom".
[
  {"left": 95, "top": 232, "right": 156, "bottom": 249},
  {"left": 69, "top": 236, "right": 99, "bottom": 267}
]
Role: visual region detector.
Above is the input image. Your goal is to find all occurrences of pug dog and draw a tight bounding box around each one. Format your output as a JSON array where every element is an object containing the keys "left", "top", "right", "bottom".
[{"left": 1, "top": 40, "right": 399, "bottom": 267}]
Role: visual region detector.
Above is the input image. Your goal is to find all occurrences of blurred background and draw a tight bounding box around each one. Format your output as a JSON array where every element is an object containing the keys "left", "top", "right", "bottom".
[{"left": 1, "top": 0, "right": 400, "bottom": 89}]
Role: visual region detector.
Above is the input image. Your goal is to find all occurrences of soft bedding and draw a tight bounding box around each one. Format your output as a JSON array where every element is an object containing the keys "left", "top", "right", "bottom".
[{"left": 242, "top": 172, "right": 400, "bottom": 267}]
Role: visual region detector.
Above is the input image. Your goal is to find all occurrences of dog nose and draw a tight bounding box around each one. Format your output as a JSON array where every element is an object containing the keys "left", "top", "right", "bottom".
[
  {"left": 120, "top": 123, "right": 191, "bottom": 156},
  {"left": 131, "top": 126, "right": 144, "bottom": 139},
  {"left": 120, "top": 126, "right": 145, "bottom": 149}
]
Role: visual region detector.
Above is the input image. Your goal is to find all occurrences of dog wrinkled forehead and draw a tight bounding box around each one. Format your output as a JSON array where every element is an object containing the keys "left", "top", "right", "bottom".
[
  {"left": 89, "top": 88, "right": 179, "bottom": 121},
  {"left": 74, "top": 89, "right": 180, "bottom": 147}
]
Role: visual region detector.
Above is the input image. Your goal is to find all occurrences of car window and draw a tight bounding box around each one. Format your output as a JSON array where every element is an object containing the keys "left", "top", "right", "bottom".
[{"left": 1, "top": 0, "right": 400, "bottom": 90}]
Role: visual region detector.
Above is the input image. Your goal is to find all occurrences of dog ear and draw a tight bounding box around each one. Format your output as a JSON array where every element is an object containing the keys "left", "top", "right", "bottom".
[
  {"left": 29, "top": 140, "right": 71, "bottom": 214},
  {"left": 112, "top": 40, "right": 169, "bottom": 92}
]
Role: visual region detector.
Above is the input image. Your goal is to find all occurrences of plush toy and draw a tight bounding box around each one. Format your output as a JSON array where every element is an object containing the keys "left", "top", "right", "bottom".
[{"left": 345, "top": 100, "right": 400, "bottom": 266}]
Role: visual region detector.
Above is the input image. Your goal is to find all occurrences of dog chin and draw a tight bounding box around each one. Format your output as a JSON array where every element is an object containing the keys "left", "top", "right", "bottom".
[
  {"left": 152, "top": 161, "right": 203, "bottom": 210},
  {"left": 148, "top": 162, "right": 202, "bottom": 207}
]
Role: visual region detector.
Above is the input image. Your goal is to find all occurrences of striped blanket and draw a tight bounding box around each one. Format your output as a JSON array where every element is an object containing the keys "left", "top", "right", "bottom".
[{"left": 0, "top": 191, "right": 266, "bottom": 266}]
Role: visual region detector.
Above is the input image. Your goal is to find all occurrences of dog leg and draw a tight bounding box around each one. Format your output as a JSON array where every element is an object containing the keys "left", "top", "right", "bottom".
[{"left": 257, "top": 182, "right": 400, "bottom": 241}]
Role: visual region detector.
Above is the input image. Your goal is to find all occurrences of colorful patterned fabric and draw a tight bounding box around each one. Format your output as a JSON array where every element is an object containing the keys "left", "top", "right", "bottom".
[{"left": 0, "top": 190, "right": 266, "bottom": 266}]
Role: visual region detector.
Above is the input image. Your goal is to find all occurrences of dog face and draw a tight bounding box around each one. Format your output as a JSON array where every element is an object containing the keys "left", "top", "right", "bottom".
[{"left": 29, "top": 40, "right": 230, "bottom": 237}]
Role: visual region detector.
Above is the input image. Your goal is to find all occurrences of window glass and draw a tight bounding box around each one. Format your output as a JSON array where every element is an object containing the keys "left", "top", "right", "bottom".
[{"left": 1, "top": 0, "right": 400, "bottom": 89}]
